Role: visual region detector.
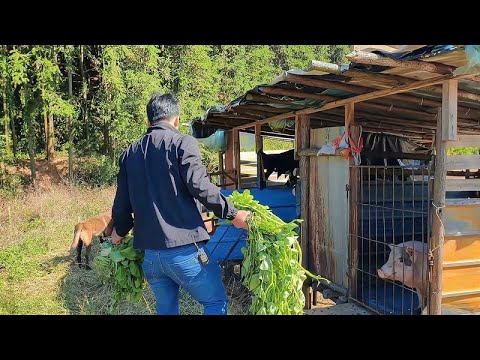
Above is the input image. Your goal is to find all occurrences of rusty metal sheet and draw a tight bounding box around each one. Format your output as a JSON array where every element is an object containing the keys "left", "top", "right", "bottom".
[
  {"left": 445, "top": 204, "right": 480, "bottom": 236},
  {"left": 310, "top": 127, "right": 349, "bottom": 289}
]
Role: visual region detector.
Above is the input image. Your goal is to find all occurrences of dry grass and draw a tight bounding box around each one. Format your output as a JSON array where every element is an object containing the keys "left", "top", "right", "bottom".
[{"left": 0, "top": 184, "right": 249, "bottom": 315}]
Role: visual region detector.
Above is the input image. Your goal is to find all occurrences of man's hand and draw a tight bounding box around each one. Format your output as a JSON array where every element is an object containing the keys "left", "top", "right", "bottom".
[
  {"left": 111, "top": 227, "right": 124, "bottom": 245},
  {"left": 231, "top": 210, "right": 250, "bottom": 230}
]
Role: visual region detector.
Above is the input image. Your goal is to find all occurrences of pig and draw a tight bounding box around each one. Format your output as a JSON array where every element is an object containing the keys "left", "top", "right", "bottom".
[{"left": 377, "top": 241, "right": 428, "bottom": 313}]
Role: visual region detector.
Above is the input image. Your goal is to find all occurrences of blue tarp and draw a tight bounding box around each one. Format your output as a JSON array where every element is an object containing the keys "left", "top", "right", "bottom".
[{"left": 206, "top": 187, "right": 297, "bottom": 263}]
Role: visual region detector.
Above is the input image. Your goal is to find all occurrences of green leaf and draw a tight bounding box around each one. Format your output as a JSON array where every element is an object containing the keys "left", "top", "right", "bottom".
[
  {"left": 109, "top": 250, "right": 125, "bottom": 263},
  {"left": 259, "top": 259, "right": 269, "bottom": 271}
]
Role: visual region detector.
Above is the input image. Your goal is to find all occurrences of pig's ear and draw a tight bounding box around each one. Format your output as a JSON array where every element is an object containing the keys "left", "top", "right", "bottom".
[
  {"left": 387, "top": 243, "right": 394, "bottom": 250},
  {"left": 405, "top": 246, "right": 415, "bottom": 258}
]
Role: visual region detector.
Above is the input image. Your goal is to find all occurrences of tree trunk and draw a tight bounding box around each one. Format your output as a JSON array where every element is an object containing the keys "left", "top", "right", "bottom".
[
  {"left": 79, "top": 45, "right": 89, "bottom": 143},
  {"left": 2, "top": 86, "right": 10, "bottom": 157},
  {"left": 23, "top": 91, "right": 36, "bottom": 185},
  {"left": 8, "top": 85, "right": 17, "bottom": 156},
  {"left": 43, "top": 110, "right": 48, "bottom": 159},
  {"left": 108, "top": 114, "right": 114, "bottom": 163},
  {"left": 10, "top": 106, "right": 16, "bottom": 156},
  {"left": 103, "top": 118, "right": 109, "bottom": 155},
  {"left": 68, "top": 68, "right": 74, "bottom": 183},
  {"left": 47, "top": 113, "right": 55, "bottom": 161}
]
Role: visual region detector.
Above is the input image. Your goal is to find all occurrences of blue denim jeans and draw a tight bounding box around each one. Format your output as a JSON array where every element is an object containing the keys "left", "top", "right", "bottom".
[{"left": 142, "top": 243, "right": 228, "bottom": 315}]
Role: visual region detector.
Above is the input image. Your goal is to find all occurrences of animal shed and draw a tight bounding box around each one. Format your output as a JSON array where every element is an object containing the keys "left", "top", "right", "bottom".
[{"left": 191, "top": 45, "right": 480, "bottom": 315}]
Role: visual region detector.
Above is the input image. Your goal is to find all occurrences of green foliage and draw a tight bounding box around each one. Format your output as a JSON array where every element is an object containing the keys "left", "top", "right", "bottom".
[
  {"left": 93, "top": 237, "right": 146, "bottom": 309},
  {"left": 229, "top": 189, "right": 328, "bottom": 315},
  {"left": 74, "top": 155, "right": 118, "bottom": 187},
  {"left": 0, "top": 45, "right": 354, "bottom": 186},
  {"left": 263, "top": 137, "right": 294, "bottom": 151},
  {"left": 447, "top": 147, "right": 480, "bottom": 155}
]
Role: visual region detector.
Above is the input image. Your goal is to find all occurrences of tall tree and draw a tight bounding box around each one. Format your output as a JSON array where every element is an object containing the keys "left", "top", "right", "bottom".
[{"left": 10, "top": 46, "right": 37, "bottom": 183}]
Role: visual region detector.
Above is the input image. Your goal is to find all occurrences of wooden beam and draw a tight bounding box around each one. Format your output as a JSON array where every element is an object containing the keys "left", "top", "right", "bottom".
[
  {"left": 298, "top": 148, "right": 348, "bottom": 157},
  {"left": 218, "top": 152, "right": 225, "bottom": 188},
  {"left": 245, "top": 93, "right": 302, "bottom": 106},
  {"left": 232, "top": 129, "right": 241, "bottom": 189},
  {"left": 294, "top": 117, "right": 301, "bottom": 161},
  {"left": 442, "top": 80, "right": 458, "bottom": 141},
  {"left": 446, "top": 155, "right": 480, "bottom": 171},
  {"left": 285, "top": 73, "right": 480, "bottom": 118},
  {"left": 309, "top": 60, "right": 343, "bottom": 74},
  {"left": 224, "top": 130, "right": 235, "bottom": 190},
  {"left": 346, "top": 50, "right": 456, "bottom": 75},
  {"left": 285, "top": 73, "right": 439, "bottom": 108},
  {"left": 232, "top": 111, "right": 296, "bottom": 131},
  {"left": 298, "top": 114, "right": 311, "bottom": 309},
  {"left": 255, "top": 124, "right": 265, "bottom": 189},
  {"left": 259, "top": 86, "right": 334, "bottom": 102},
  {"left": 445, "top": 178, "right": 480, "bottom": 192},
  {"left": 361, "top": 150, "right": 432, "bottom": 161},
  {"left": 346, "top": 104, "right": 359, "bottom": 300},
  {"left": 343, "top": 68, "right": 480, "bottom": 103},
  {"left": 430, "top": 108, "right": 447, "bottom": 315},
  {"left": 343, "top": 68, "right": 412, "bottom": 87},
  {"left": 232, "top": 104, "right": 287, "bottom": 113},
  {"left": 447, "top": 135, "right": 480, "bottom": 148},
  {"left": 345, "top": 103, "right": 354, "bottom": 128},
  {"left": 296, "top": 74, "right": 474, "bottom": 116},
  {"left": 348, "top": 117, "right": 360, "bottom": 301},
  {"left": 257, "top": 87, "right": 480, "bottom": 134},
  {"left": 261, "top": 85, "right": 463, "bottom": 124}
]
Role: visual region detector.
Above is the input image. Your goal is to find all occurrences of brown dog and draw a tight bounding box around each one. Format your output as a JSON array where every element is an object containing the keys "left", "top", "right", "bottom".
[{"left": 70, "top": 212, "right": 114, "bottom": 269}]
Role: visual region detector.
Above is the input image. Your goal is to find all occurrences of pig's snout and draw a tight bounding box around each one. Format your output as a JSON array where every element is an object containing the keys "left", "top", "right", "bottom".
[{"left": 377, "top": 268, "right": 385, "bottom": 279}]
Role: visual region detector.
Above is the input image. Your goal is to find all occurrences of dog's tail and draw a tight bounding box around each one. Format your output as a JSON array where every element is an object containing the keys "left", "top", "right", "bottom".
[{"left": 70, "top": 223, "right": 84, "bottom": 251}]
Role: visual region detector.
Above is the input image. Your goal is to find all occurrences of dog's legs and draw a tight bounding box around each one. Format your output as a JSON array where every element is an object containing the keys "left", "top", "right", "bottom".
[
  {"left": 84, "top": 243, "right": 92, "bottom": 271},
  {"left": 76, "top": 239, "right": 84, "bottom": 268}
]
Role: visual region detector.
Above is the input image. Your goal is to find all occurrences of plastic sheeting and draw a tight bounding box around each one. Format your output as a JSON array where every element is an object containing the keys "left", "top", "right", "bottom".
[
  {"left": 196, "top": 130, "right": 226, "bottom": 152},
  {"left": 454, "top": 45, "right": 480, "bottom": 75}
]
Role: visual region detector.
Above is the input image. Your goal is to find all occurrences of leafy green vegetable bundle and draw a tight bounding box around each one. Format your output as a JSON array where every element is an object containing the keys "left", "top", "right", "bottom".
[
  {"left": 94, "top": 237, "right": 146, "bottom": 306},
  {"left": 229, "top": 189, "right": 327, "bottom": 315}
]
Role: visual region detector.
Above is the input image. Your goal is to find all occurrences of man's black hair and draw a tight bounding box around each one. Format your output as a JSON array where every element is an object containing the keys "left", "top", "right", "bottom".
[{"left": 146, "top": 92, "right": 180, "bottom": 125}]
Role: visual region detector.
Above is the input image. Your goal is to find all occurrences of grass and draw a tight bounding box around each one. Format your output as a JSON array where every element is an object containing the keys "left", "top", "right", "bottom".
[{"left": 0, "top": 185, "right": 249, "bottom": 315}]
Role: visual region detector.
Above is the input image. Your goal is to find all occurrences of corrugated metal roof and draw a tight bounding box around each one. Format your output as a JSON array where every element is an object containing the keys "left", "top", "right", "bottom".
[{"left": 190, "top": 45, "right": 480, "bottom": 143}]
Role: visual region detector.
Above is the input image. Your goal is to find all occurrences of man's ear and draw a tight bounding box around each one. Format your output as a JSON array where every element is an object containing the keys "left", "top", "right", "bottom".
[{"left": 173, "top": 115, "right": 180, "bottom": 128}]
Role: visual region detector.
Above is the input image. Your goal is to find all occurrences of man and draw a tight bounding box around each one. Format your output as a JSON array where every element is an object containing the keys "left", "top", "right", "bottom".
[{"left": 110, "top": 92, "right": 249, "bottom": 315}]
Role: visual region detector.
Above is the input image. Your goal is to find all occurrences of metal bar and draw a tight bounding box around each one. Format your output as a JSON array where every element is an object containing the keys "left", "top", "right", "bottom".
[
  {"left": 358, "top": 203, "right": 428, "bottom": 215},
  {"left": 401, "top": 167, "right": 406, "bottom": 314},
  {"left": 368, "top": 166, "right": 372, "bottom": 311},
  {"left": 375, "top": 167, "right": 379, "bottom": 313},
  {"left": 442, "top": 289, "right": 480, "bottom": 298},
  {"left": 421, "top": 165, "right": 426, "bottom": 313},
  {"left": 383, "top": 167, "right": 387, "bottom": 314},
  {"left": 391, "top": 173, "right": 396, "bottom": 314},
  {"left": 443, "top": 259, "right": 480, "bottom": 268},
  {"left": 354, "top": 267, "right": 421, "bottom": 293},
  {"left": 360, "top": 167, "right": 364, "bottom": 304}
]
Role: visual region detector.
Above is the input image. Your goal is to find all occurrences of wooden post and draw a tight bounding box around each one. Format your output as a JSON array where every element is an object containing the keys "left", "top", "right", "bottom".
[
  {"left": 346, "top": 103, "right": 359, "bottom": 300},
  {"left": 442, "top": 80, "right": 458, "bottom": 141},
  {"left": 233, "top": 129, "right": 241, "bottom": 189},
  {"left": 218, "top": 151, "right": 225, "bottom": 188},
  {"left": 68, "top": 68, "right": 74, "bottom": 183},
  {"left": 430, "top": 101, "right": 450, "bottom": 314},
  {"left": 294, "top": 118, "right": 301, "bottom": 161},
  {"left": 224, "top": 131, "right": 235, "bottom": 190},
  {"left": 255, "top": 124, "right": 265, "bottom": 189},
  {"left": 298, "top": 114, "right": 311, "bottom": 308}
]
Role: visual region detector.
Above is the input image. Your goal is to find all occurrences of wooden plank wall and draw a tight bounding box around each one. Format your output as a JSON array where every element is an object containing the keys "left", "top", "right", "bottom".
[{"left": 442, "top": 135, "right": 480, "bottom": 313}]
